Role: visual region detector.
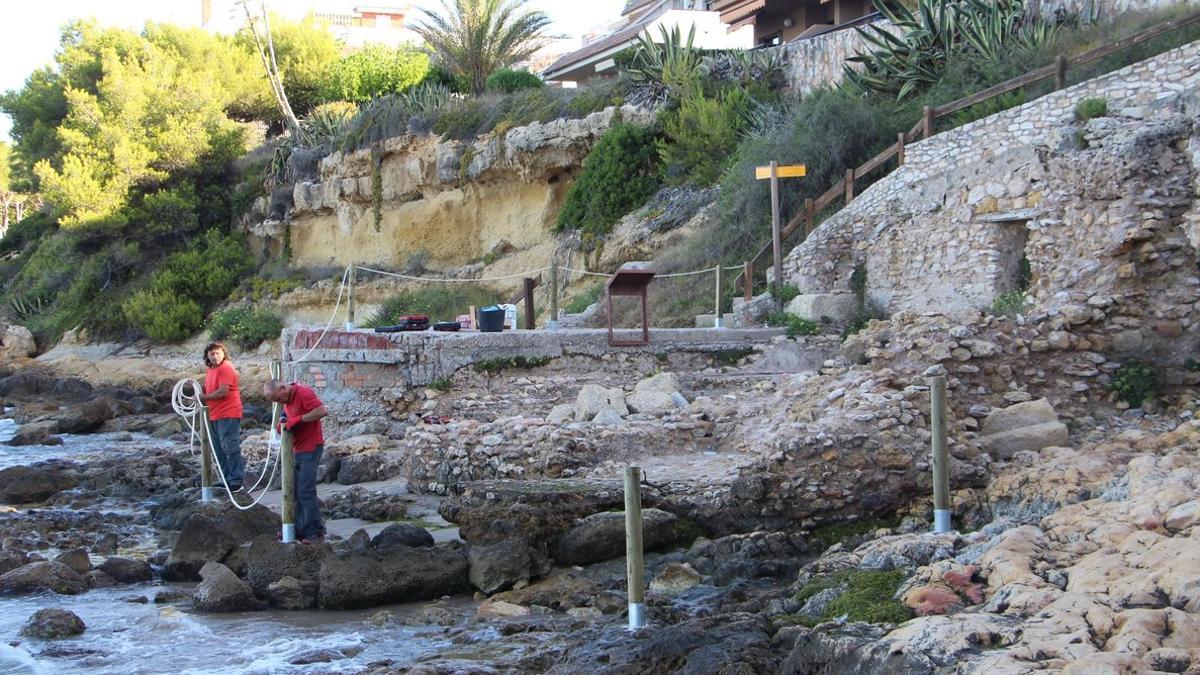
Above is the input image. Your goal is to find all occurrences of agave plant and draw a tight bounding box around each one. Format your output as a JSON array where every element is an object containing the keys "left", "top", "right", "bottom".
[
  {"left": 700, "top": 46, "right": 788, "bottom": 87},
  {"left": 400, "top": 82, "right": 452, "bottom": 112},
  {"left": 957, "top": 0, "right": 1058, "bottom": 61},
  {"left": 627, "top": 24, "right": 702, "bottom": 100},
  {"left": 843, "top": 0, "right": 959, "bottom": 100}
]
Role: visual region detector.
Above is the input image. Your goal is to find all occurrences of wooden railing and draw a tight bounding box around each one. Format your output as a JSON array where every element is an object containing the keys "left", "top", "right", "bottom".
[{"left": 737, "top": 9, "right": 1200, "bottom": 290}]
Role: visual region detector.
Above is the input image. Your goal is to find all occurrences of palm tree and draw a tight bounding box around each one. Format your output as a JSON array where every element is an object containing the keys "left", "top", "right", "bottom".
[{"left": 413, "top": 0, "right": 552, "bottom": 95}]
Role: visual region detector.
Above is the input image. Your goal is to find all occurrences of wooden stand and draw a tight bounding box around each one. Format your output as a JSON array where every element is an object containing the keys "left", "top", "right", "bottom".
[{"left": 606, "top": 269, "right": 656, "bottom": 347}]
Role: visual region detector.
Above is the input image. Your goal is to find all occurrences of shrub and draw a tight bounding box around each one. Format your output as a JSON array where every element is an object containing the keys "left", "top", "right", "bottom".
[
  {"left": 1074, "top": 97, "right": 1108, "bottom": 121},
  {"left": 136, "top": 184, "right": 200, "bottom": 237},
  {"left": 366, "top": 286, "right": 499, "bottom": 326},
  {"left": 659, "top": 88, "right": 751, "bottom": 186},
  {"left": 1111, "top": 359, "right": 1158, "bottom": 407},
  {"left": 988, "top": 290, "right": 1026, "bottom": 318},
  {"left": 320, "top": 44, "right": 430, "bottom": 103},
  {"left": 767, "top": 311, "right": 820, "bottom": 337},
  {"left": 123, "top": 287, "right": 204, "bottom": 342},
  {"left": 556, "top": 123, "right": 661, "bottom": 238},
  {"left": 428, "top": 377, "right": 453, "bottom": 391},
  {"left": 486, "top": 68, "right": 543, "bottom": 93},
  {"left": 563, "top": 283, "right": 605, "bottom": 314},
  {"left": 209, "top": 306, "right": 284, "bottom": 349},
  {"left": 770, "top": 283, "right": 801, "bottom": 303}
]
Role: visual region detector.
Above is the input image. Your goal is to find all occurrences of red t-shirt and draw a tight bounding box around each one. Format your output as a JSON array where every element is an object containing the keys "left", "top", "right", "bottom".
[
  {"left": 283, "top": 383, "right": 325, "bottom": 454},
  {"left": 204, "top": 361, "right": 243, "bottom": 420}
]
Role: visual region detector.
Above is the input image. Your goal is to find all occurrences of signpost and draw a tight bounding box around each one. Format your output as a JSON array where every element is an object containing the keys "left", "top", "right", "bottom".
[{"left": 756, "top": 162, "right": 807, "bottom": 311}]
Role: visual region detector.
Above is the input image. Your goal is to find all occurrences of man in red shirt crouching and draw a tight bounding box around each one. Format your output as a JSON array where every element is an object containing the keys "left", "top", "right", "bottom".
[{"left": 264, "top": 379, "right": 329, "bottom": 544}]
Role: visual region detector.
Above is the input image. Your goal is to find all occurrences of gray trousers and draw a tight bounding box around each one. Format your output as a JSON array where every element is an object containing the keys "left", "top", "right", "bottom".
[
  {"left": 294, "top": 445, "right": 325, "bottom": 540},
  {"left": 209, "top": 417, "right": 245, "bottom": 488}
]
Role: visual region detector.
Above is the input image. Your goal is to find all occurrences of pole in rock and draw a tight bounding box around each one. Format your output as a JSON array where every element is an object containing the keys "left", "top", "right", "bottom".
[
  {"left": 345, "top": 264, "right": 357, "bottom": 331},
  {"left": 199, "top": 403, "right": 213, "bottom": 503},
  {"left": 929, "top": 375, "right": 951, "bottom": 534},
  {"left": 280, "top": 426, "right": 296, "bottom": 543},
  {"left": 625, "top": 465, "right": 647, "bottom": 630},
  {"left": 714, "top": 264, "right": 725, "bottom": 329},
  {"left": 548, "top": 261, "right": 559, "bottom": 330},
  {"left": 770, "top": 161, "right": 783, "bottom": 313}
]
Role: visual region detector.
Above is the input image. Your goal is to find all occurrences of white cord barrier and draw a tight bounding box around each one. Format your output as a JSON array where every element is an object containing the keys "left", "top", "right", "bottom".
[
  {"left": 172, "top": 377, "right": 280, "bottom": 510},
  {"left": 356, "top": 265, "right": 549, "bottom": 283}
]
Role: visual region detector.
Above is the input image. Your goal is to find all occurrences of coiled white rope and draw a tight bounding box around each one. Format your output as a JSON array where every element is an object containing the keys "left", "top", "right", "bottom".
[{"left": 171, "top": 377, "right": 280, "bottom": 510}]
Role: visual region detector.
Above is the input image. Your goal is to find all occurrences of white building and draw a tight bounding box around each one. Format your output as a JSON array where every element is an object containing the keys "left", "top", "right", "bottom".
[{"left": 199, "top": 0, "right": 420, "bottom": 46}]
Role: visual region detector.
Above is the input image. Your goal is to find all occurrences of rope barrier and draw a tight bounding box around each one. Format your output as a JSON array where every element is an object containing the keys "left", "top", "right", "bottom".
[
  {"left": 289, "top": 265, "right": 351, "bottom": 365},
  {"left": 172, "top": 377, "right": 280, "bottom": 510},
  {"left": 356, "top": 265, "right": 549, "bottom": 283}
]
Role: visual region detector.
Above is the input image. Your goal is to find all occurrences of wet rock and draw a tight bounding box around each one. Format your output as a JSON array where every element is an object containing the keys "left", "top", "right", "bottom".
[
  {"left": 290, "top": 646, "right": 364, "bottom": 665},
  {"left": 554, "top": 509, "right": 680, "bottom": 565},
  {"left": 153, "top": 590, "right": 189, "bottom": 603},
  {"left": 440, "top": 479, "right": 635, "bottom": 548},
  {"left": 6, "top": 420, "right": 62, "bottom": 446},
  {"left": 0, "top": 465, "right": 78, "bottom": 504},
  {"left": 193, "top": 562, "right": 263, "bottom": 613},
  {"left": 317, "top": 545, "right": 469, "bottom": 610},
  {"left": 99, "top": 556, "right": 152, "bottom": 584},
  {"left": 0, "top": 561, "right": 87, "bottom": 595},
  {"left": 547, "top": 613, "right": 778, "bottom": 674},
  {"left": 164, "top": 502, "right": 277, "bottom": 581},
  {"left": 371, "top": 522, "right": 434, "bottom": 550},
  {"left": 267, "top": 575, "right": 319, "bottom": 610},
  {"left": 20, "top": 608, "right": 85, "bottom": 639},
  {"left": 122, "top": 595, "right": 149, "bottom": 604},
  {"left": 321, "top": 486, "right": 408, "bottom": 521},
  {"left": 782, "top": 622, "right": 937, "bottom": 674},
  {"left": 54, "top": 548, "right": 91, "bottom": 575},
  {"left": 53, "top": 395, "right": 127, "bottom": 434},
  {"left": 489, "top": 573, "right": 609, "bottom": 612},
  {"left": 649, "top": 562, "right": 702, "bottom": 597},
  {"left": 337, "top": 451, "right": 388, "bottom": 485},
  {"left": 467, "top": 540, "right": 548, "bottom": 595},
  {"left": 477, "top": 599, "right": 530, "bottom": 619},
  {"left": 0, "top": 373, "right": 91, "bottom": 400},
  {"left": 0, "top": 550, "right": 28, "bottom": 575},
  {"left": 84, "top": 571, "right": 116, "bottom": 588},
  {"left": 243, "top": 535, "right": 330, "bottom": 596}
]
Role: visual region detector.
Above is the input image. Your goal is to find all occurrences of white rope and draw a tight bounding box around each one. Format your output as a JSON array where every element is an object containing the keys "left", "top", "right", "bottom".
[
  {"left": 172, "top": 377, "right": 280, "bottom": 510},
  {"left": 559, "top": 267, "right": 614, "bottom": 278},
  {"left": 289, "top": 265, "right": 351, "bottom": 365},
  {"left": 656, "top": 265, "right": 721, "bottom": 279},
  {"left": 560, "top": 265, "right": 734, "bottom": 279},
  {"left": 357, "top": 265, "right": 549, "bottom": 283}
]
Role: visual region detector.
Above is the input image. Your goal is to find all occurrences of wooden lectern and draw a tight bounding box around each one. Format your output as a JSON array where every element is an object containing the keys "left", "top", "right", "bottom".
[{"left": 606, "top": 269, "right": 656, "bottom": 347}]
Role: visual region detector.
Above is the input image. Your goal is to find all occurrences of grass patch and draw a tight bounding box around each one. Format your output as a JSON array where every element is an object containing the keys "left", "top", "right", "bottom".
[
  {"left": 563, "top": 283, "right": 605, "bottom": 314},
  {"left": 767, "top": 312, "right": 820, "bottom": 337},
  {"left": 712, "top": 347, "right": 754, "bottom": 366},
  {"left": 808, "top": 514, "right": 902, "bottom": 551},
  {"left": 988, "top": 290, "right": 1026, "bottom": 318},
  {"left": 472, "top": 356, "right": 553, "bottom": 374},
  {"left": 1074, "top": 97, "right": 1108, "bottom": 121},
  {"left": 1111, "top": 359, "right": 1158, "bottom": 407},
  {"left": 427, "top": 377, "right": 453, "bottom": 392},
  {"left": 790, "top": 569, "right": 911, "bottom": 626}
]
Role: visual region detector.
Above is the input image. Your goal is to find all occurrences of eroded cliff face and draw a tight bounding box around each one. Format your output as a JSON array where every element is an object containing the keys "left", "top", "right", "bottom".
[{"left": 269, "top": 105, "right": 654, "bottom": 270}]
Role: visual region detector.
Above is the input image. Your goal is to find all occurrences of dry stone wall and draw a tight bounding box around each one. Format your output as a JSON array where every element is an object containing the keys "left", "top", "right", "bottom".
[
  {"left": 781, "top": 17, "right": 902, "bottom": 94},
  {"left": 781, "top": 40, "right": 1200, "bottom": 364}
]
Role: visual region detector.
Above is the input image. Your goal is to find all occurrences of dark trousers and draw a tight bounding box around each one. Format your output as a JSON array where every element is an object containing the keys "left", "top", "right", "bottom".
[
  {"left": 294, "top": 445, "right": 325, "bottom": 540},
  {"left": 209, "top": 418, "right": 244, "bottom": 488}
]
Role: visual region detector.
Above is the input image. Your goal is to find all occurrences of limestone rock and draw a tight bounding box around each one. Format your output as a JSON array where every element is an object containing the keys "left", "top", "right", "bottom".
[
  {"left": 193, "top": 562, "right": 262, "bottom": 613},
  {"left": 6, "top": 420, "right": 62, "bottom": 446},
  {"left": 20, "top": 608, "right": 85, "bottom": 639},
  {"left": 267, "top": 575, "right": 319, "bottom": 610},
  {"left": 554, "top": 509, "right": 680, "bottom": 565},
  {"left": 0, "top": 561, "right": 87, "bottom": 596},
  {"left": 0, "top": 465, "right": 78, "bottom": 504},
  {"left": 0, "top": 324, "right": 36, "bottom": 361},
  {"left": 649, "top": 562, "right": 702, "bottom": 597},
  {"left": 336, "top": 451, "right": 388, "bottom": 485},
  {"left": 591, "top": 407, "right": 624, "bottom": 426},
  {"left": 546, "top": 403, "right": 575, "bottom": 424},
  {"left": 575, "top": 384, "right": 627, "bottom": 421},
  {"left": 626, "top": 390, "right": 681, "bottom": 416},
  {"left": 317, "top": 545, "right": 469, "bottom": 610},
  {"left": 634, "top": 372, "right": 682, "bottom": 395},
  {"left": 242, "top": 536, "right": 330, "bottom": 596},
  {"left": 786, "top": 293, "right": 860, "bottom": 323},
  {"left": 978, "top": 398, "right": 1069, "bottom": 460},
  {"left": 467, "top": 540, "right": 547, "bottom": 595},
  {"left": 371, "top": 522, "right": 434, "bottom": 550},
  {"left": 164, "top": 502, "right": 277, "bottom": 581}
]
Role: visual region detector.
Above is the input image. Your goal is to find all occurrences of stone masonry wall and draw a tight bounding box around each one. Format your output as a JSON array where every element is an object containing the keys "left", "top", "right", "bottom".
[
  {"left": 782, "top": 17, "right": 901, "bottom": 94},
  {"left": 780, "top": 40, "right": 1200, "bottom": 363}
]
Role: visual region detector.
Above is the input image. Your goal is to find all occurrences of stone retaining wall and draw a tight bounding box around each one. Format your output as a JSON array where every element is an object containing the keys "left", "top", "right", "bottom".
[{"left": 781, "top": 16, "right": 901, "bottom": 94}]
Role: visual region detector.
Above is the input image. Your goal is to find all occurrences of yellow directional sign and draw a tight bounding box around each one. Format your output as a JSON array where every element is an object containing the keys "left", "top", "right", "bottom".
[{"left": 756, "top": 164, "right": 806, "bottom": 180}]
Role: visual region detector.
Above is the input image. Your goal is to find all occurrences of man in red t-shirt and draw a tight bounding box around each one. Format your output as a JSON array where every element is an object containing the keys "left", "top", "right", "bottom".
[
  {"left": 200, "top": 342, "right": 244, "bottom": 491},
  {"left": 264, "top": 379, "right": 328, "bottom": 543}
]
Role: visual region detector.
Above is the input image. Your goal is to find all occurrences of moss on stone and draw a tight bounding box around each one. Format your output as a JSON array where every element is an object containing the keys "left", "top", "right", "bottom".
[
  {"left": 808, "top": 514, "right": 901, "bottom": 551},
  {"left": 791, "top": 568, "right": 912, "bottom": 626}
]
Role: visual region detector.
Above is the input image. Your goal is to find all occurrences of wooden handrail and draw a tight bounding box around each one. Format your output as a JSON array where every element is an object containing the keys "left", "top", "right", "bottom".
[{"left": 734, "top": 9, "right": 1200, "bottom": 289}]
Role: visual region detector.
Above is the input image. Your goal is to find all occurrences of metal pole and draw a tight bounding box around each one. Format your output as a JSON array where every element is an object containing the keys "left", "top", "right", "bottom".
[
  {"left": 345, "top": 264, "right": 356, "bottom": 331},
  {"left": 198, "top": 404, "right": 213, "bottom": 503},
  {"left": 714, "top": 264, "right": 725, "bottom": 329},
  {"left": 770, "top": 161, "right": 782, "bottom": 313},
  {"left": 280, "top": 426, "right": 296, "bottom": 543},
  {"left": 930, "top": 375, "right": 951, "bottom": 533},
  {"left": 625, "top": 466, "right": 646, "bottom": 630},
  {"left": 548, "top": 261, "right": 559, "bottom": 330}
]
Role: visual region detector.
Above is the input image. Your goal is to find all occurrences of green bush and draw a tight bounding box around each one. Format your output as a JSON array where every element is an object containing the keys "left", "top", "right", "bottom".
[
  {"left": 320, "top": 44, "right": 430, "bottom": 103},
  {"left": 1111, "top": 359, "right": 1158, "bottom": 407},
  {"left": 123, "top": 287, "right": 204, "bottom": 342},
  {"left": 767, "top": 311, "right": 820, "bottom": 337},
  {"left": 563, "top": 282, "right": 605, "bottom": 314},
  {"left": 556, "top": 123, "right": 661, "bottom": 238},
  {"left": 988, "top": 290, "right": 1026, "bottom": 318},
  {"left": 136, "top": 184, "right": 200, "bottom": 237},
  {"left": 1074, "top": 97, "right": 1108, "bottom": 121},
  {"left": 770, "top": 283, "right": 801, "bottom": 303},
  {"left": 366, "top": 286, "right": 499, "bottom": 326},
  {"left": 208, "top": 306, "right": 284, "bottom": 349},
  {"left": 659, "top": 89, "right": 751, "bottom": 186},
  {"left": 486, "top": 68, "right": 543, "bottom": 93}
]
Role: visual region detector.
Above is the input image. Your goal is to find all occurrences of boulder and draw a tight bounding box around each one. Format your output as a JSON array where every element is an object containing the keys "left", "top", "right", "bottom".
[
  {"left": 317, "top": 545, "right": 470, "bottom": 610},
  {"left": 163, "top": 502, "right": 278, "bottom": 581},
  {"left": 336, "top": 451, "right": 387, "bottom": 485},
  {"left": 0, "top": 465, "right": 78, "bottom": 504},
  {"left": 634, "top": 372, "right": 682, "bottom": 395},
  {"left": 267, "top": 575, "right": 319, "bottom": 610},
  {"left": 321, "top": 486, "right": 408, "bottom": 521},
  {"left": 626, "top": 390, "right": 680, "bottom": 415},
  {"left": 19, "top": 608, "right": 85, "bottom": 639},
  {"left": 0, "top": 324, "right": 37, "bottom": 361},
  {"left": 98, "top": 557, "right": 152, "bottom": 584},
  {"left": 978, "top": 398, "right": 1069, "bottom": 460},
  {"left": 242, "top": 536, "right": 330, "bottom": 595},
  {"left": 555, "top": 509, "right": 681, "bottom": 565},
  {"left": 591, "top": 407, "right": 624, "bottom": 426},
  {"left": 54, "top": 548, "right": 92, "bottom": 575},
  {"left": 0, "top": 561, "right": 87, "bottom": 595},
  {"left": 84, "top": 570, "right": 115, "bottom": 588},
  {"left": 649, "top": 562, "right": 702, "bottom": 597},
  {"left": 371, "top": 522, "right": 434, "bottom": 550},
  {"left": 54, "top": 395, "right": 126, "bottom": 434},
  {"left": 6, "top": 420, "right": 62, "bottom": 446},
  {"left": 546, "top": 403, "right": 575, "bottom": 424},
  {"left": 467, "top": 540, "right": 548, "bottom": 595},
  {"left": 192, "top": 562, "right": 262, "bottom": 613},
  {"left": 440, "top": 479, "right": 637, "bottom": 548},
  {"left": 786, "top": 293, "right": 860, "bottom": 324},
  {"left": 574, "top": 385, "right": 627, "bottom": 422},
  {"left": 0, "top": 550, "right": 28, "bottom": 575},
  {"left": 0, "top": 372, "right": 92, "bottom": 400}
]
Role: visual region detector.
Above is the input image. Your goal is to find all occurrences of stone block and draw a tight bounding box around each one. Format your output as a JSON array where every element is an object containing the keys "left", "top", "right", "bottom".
[{"left": 786, "top": 293, "right": 860, "bottom": 324}]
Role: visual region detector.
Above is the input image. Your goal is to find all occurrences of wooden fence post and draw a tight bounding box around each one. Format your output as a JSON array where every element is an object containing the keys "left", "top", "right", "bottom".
[
  {"left": 743, "top": 261, "right": 753, "bottom": 302},
  {"left": 922, "top": 105, "right": 935, "bottom": 139},
  {"left": 346, "top": 264, "right": 356, "bottom": 331},
  {"left": 897, "top": 132, "right": 906, "bottom": 166},
  {"left": 930, "top": 375, "right": 951, "bottom": 534},
  {"left": 280, "top": 427, "right": 296, "bottom": 543},
  {"left": 199, "top": 404, "right": 213, "bottom": 503},
  {"left": 844, "top": 169, "right": 855, "bottom": 203},
  {"left": 523, "top": 277, "right": 536, "bottom": 330},
  {"left": 714, "top": 264, "right": 725, "bottom": 328},
  {"left": 804, "top": 198, "right": 815, "bottom": 239},
  {"left": 625, "top": 466, "right": 646, "bottom": 630},
  {"left": 769, "top": 161, "right": 783, "bottom": 312},
  {"left": 1055, "top": 54, "right": 1068, "bottom": 90}
]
